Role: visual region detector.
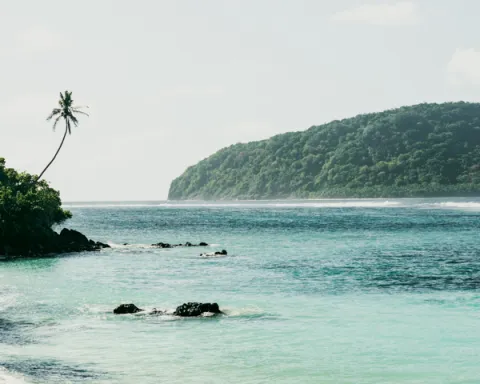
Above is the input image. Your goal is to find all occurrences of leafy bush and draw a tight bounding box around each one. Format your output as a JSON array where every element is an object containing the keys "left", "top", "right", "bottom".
[{"left": 0, "top": 158, "right": 71, "bottom": 254}]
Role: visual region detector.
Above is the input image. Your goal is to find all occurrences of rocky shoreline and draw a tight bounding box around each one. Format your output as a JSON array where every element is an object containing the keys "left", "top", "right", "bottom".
[
  {"left": 0, "top": 228, "right": 110, "bottom": 258},
  {"left": 0, "top": 231, "right": 227, "bottom": 259}
]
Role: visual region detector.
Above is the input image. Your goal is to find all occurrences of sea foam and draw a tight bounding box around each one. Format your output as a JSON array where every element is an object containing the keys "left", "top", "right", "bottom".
[{"left": 0, "top": 368, "right": 29, "bottom": 384}]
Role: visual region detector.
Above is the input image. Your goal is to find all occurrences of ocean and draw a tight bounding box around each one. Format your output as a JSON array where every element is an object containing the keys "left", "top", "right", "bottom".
[{"left": 1, "top": 198, "right": 480, "bottom": 383}]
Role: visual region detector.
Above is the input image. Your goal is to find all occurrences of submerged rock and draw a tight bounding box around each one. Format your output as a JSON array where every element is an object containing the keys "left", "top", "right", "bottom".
[
  {"left": 151, "top": 241, "right": 209, "bottom": 248},
  {"left": 173, "top": 302, "right": 223, "bottom": 317},
  {"left": 200, "top": 250, "right": 228, "bottom": 257},
  {"left": 113, "top": 304, "right": 143, "bottom": 314},
  {"left": 152, "top": 242, "right": 173, "bottom": 248}
]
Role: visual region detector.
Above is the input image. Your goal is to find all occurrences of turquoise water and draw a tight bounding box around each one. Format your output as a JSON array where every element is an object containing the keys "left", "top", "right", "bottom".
[{"left": 1, "top": 198, "right": 480, "bottom": 383}]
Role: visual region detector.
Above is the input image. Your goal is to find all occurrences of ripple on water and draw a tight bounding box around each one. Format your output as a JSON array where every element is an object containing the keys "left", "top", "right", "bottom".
[
  {"left": 1, "top": 359, "right": 107, "bottom": 383},
  {"left": 0, "top": 318, "right": 36, "bottom": 346}
]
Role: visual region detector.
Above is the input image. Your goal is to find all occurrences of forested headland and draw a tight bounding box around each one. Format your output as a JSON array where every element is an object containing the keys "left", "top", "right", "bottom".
[
  {"left": 0, "top": 91, "right": 108, "bottom": 257},
  {"left": 169, "top": 102, "right": 480, "bottom": 200}
]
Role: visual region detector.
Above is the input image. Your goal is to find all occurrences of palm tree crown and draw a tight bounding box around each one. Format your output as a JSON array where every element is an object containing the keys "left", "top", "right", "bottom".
[
  {"left": 37, "top": 91, "right": 88, "bottom": 181},
  {"left": 46, "top": 90, "right": 88, "bottom": 133}
]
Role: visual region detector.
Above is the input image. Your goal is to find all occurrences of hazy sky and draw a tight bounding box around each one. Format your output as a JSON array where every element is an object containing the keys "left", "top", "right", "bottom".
[{"left": 1, "top": 0, "right": 480, "bottom": 201}]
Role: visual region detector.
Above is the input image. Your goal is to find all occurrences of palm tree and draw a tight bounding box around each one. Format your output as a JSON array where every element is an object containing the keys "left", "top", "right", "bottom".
[{"left": 37, "top": 91, "right": 89, "bottom": 181}]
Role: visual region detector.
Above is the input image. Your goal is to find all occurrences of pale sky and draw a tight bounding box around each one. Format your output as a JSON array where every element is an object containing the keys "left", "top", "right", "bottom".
[{"left": 1, "top": 0, "right": 480, "bottom": 201}]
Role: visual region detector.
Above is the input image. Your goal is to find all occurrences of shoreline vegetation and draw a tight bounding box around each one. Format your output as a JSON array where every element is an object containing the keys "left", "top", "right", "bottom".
[
  {"left": 0, "top": 158, "right": 109, "bottom": 258},
  {"left": 0, "top": 91, "right": 102, "bottom": 258},
  {"left": 169, "top": 102, "right": 480, "bottom": 200}
]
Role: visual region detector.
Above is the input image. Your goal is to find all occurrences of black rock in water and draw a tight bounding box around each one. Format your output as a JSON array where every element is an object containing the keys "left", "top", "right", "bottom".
[
  {"left": 200, "top": 250, "right": 228, "bottom": 257},
  {"left": 151, "top": 241, "right": 209, "bottom": 248},
  {"left": 174, "top": 302, "right": 223, "bottom": 317},
  {"left": 59, "top": 228, "right": 88, "bottom": 245},
  {"left": 152, "top": 242, "right": 173, "bottom": 248},
  {"left": 57, "top": 229, "right": 111, "bottom": 253},
  {"left": 113, "top": 304, "right": 143, "bottom": 314}
]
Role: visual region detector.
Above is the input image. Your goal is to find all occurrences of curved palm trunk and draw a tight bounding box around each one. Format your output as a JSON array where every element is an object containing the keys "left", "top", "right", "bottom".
[{"left": 37, "top": 123, "right": 68, "bottom": 182}]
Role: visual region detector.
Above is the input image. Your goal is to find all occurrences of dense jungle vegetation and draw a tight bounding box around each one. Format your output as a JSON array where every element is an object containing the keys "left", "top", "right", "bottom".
[{"left": 169, "top": 102, "right": 480, "bottom": 199}]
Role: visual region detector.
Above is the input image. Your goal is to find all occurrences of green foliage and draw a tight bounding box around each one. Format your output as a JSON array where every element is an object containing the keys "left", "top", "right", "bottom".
[
  {"left": 169, "top": 102, "right": 480, "bottom": 199},
  {"left": 47, "top": 90, "right": 89, "bottom": 133},
  {"left": 0, "top": 158, "right": 71, "bottom": 252}
]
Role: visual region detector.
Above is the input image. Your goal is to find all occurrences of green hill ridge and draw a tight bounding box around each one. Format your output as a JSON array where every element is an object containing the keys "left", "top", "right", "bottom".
[{"left": 168, "top": 102, "right": 480, "bottom": 200}]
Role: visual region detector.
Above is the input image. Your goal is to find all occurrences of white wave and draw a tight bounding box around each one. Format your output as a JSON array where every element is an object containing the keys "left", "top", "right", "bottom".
[
  {"left": 79, "top": 304, "right": 113, "bottom": 315},
  {"left": 200, "top": 253, "right": 227, "bottom": 258},
  {"left": 0, "top": 368, "right": 29, "bottom": 384},
  {"left": 0, "top": 289, "right": 19, "bottom": 312},
  {"left": 62, "top": 203, "right": 158, "bottom": 208},
  {"left": 433, "top": 202, "right": 480, "bottom": 210},
  {"left": 200, "top": 312, "right": 216, "bottom": 317},
  {"left": 107, "top": 242, "right": 154, "bottom": 249},
  {"left": 63, "top": 200, "right": 402, "bottom": 209},
  {"left": 221, "top": 306, "right": 265, "bottom": 317},
  {"left": 156, "top": 201, "right": 402, "bottom": 208},
  {"left": 271, "top": 201, "right": 401, "bottom": 208}
]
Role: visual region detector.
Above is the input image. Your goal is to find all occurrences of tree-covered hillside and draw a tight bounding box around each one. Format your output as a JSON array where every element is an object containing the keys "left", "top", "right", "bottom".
[{"left": 169, "top": 102, "right": 480, "bottom": 200}]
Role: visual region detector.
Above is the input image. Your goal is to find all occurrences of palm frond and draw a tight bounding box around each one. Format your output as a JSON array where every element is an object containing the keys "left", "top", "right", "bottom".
[
  {"left": 69, "top": 115, "right": 79, "bottom": 127},
  {"left": 52, "top": 115, "right": 62, "bottom": 131},
  {"left": 64, "top": 91, "right": 73, "bottom": 106},
  {"left": 66, "top": 119, "right": 71, "bottom": 134},
  {"left": 71, "top": 109, "right": 89, "bottom": 117},
  {"left": 47, "top": 108, "right": 62, "bottom": 120},
  {"left": 59, "top": 92, "right": 65, "bottom": 106}
]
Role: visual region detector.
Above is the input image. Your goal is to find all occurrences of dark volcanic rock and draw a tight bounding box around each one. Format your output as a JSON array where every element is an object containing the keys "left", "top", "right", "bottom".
[
  {"left": 59, "top": 228, "right": 89, "bottom": 245},
  {"left": 199, "top": 242, "right": 209, "bottom": 246},
  {"left": 0, "top": 228, "right": 110, "bottom": 258},
  {"left": 96, "top": 242, "right": 110, "bottom": 249},
  {"left": 151, "top": 242, "right": 173, "bottom": 248},
  {"left": 113, "top": 304, "right": 143, "bottom": 314},
  {"left": 152, "top": 242, "right": 168, "bottom": 248},
  {"left": 57, "top": 229, "right": 110, "bottom": 253},
  {"left": 174, "top": 302, "right": 223, "bottom": 317}
]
